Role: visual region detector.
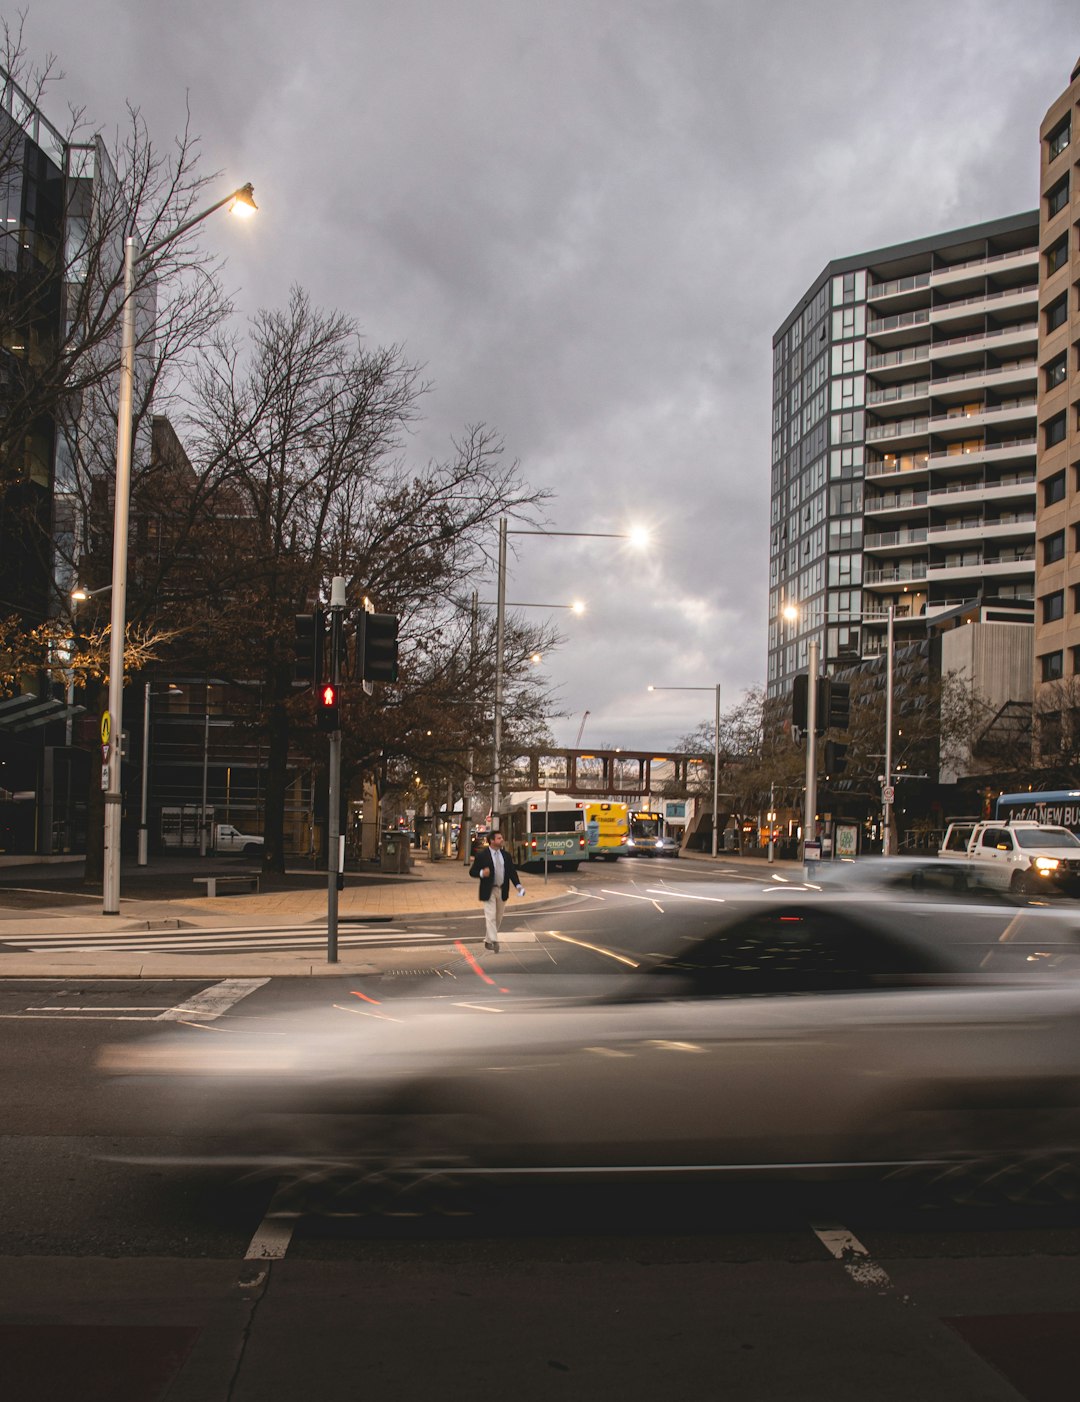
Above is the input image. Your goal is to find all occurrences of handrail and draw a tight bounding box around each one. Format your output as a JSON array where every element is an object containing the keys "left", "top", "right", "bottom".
[
  {"left": 930, "top": 285, "right": 1038, "bottom": 315},
  {"left": 926, "top": 474, "right": 1034, "bottom": 498},
  {"left": 927, "top": 436, "right": 1035, "bottom": 461},
  {"left": 868, "top": 273, "right": 931, "bottom": 299},
  {"left": 868, "top": 309, "right": 930, "bottom": 334},
  {"left": 864, "top": 528, "right": 929, "bottom": 548},
  {"left": 931, "top": 323, "right": 1038, "bottom": 352},
  {"left": 930, "top": 246, "right": 1038, "bottom": 277}
]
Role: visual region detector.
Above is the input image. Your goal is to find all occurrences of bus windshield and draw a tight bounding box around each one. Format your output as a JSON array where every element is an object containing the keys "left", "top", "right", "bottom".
[{"left": 530, "top": 809, "right": 584, "bottom": 834}]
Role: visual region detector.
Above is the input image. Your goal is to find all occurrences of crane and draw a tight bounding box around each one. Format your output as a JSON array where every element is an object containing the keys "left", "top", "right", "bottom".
[{"left": 574, "top": 710, "right": 590, "bottom": 747}]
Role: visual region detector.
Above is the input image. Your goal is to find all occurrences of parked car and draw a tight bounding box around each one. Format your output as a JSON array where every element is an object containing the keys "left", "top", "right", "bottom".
[{"left": 213, "top": 823, "right": 264, "bottom": 856}]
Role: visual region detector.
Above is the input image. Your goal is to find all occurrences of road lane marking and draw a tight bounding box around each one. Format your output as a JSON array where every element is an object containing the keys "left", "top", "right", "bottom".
[
  {"left": 157, "top": 977, "right": 269, "bottom": 1022},
  {"left": 811, "top": 1221, "right": 894, "bottom": 1293},
  {"left": 244, "top": 1213, "right": 295, "bottom": 1261},
  {"left": 545, "top": 932, "right": 639, "bottom": 967}
]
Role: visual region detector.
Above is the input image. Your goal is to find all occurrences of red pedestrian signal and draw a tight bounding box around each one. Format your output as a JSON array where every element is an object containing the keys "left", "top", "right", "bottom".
[{"left": 317, "top": 681, "right": 340, "bottom": 731}]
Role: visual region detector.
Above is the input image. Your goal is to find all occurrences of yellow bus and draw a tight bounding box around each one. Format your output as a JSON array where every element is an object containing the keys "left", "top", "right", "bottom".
[{"left": 585, "top": 801, "right": 629, "bottom": 861}]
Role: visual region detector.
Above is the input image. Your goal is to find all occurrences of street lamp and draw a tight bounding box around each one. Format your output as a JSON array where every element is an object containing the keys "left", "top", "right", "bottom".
[
  {"left": 491, "top": 518, "right": 649, "bottom": 829},
  {"left": 781, "top": 600, "right": 896, "bottom": 861},
  {"left": 102, "top": 181, "right": 256, "bottom": 915},
  {"left": 138, "top": 682, "right": 181, "bottom": 865},
  {"left": 647, "top": 684, "right": 722, "bottom": 857}
]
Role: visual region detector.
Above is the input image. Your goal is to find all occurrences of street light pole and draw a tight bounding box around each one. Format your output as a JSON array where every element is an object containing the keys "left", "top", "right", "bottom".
[
  {"left": 102, "top": 183, "right": 256, "bottom": 915},
  {"left": 199, "top": 685, "right": 211, "bottom": 857}
]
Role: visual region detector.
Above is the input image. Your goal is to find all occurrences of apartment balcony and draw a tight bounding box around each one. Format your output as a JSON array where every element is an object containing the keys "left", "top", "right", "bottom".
[
  {"left": 925, "top": 474, "right": 1035, "bottom": 506},
  {"left": 866, "top": 380, "right": 931, "bottom": 409},
  {"left": 929, "top": 285, "right": 1038, "bottom": 325},
  {"left": 928, "top": 247, "right": 1038, "bottom": 288},
  {"left": 863, "top": 488, "right": 929, "bottom": 518},
  {"left": 866, "top": 272, "right": 931, "bottom": 307},
  {"left": 866, "top": 309, "right": 931, "bottom": 347},
  {"left": 926, "top": 438, "right": 1036, "bottom": 473},
  {"left": 866, "top": 345, "right": 931, "bottom": 377},
  {"left": 926, "top": 517, "right": 1035, "bottom": 547},
  {"left": 866, "top": 451, "right": 931, "bottom": 480},
  {"left": 926, "top": 553, "right": 1034, "bottom": 580},
  {"left": 863, "top": 526, "right": 929, "bottom": 552},
  {"left": 927, "top": 360, "right": 1037, "bottom": 400},
  {"left": 864, "top": 562, "right": 929, "bottom": 586},
  {"left": 865, "top": 415, "right": 930, "bottom": 448},
  {"left": 927, "top": 398, "right": 1037, "bottom": 438},
  {"left": 929, "top": 323, "right": 1038, "bottom": 362}
]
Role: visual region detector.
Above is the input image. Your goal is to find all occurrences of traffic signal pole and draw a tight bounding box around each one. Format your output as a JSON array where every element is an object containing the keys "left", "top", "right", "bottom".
[{"left": 327, "top": 576, "right": 345, "bottom": 963}]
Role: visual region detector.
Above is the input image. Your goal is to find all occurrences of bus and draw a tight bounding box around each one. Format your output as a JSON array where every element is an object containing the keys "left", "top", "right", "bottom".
[
  {"left": 585, "top": 801, "right": 630, "bottom": 861},
  {"left": 625, "top": 809, "right": 679, "bottom": 857},
  {"left": 995, "top": 791, "right": 1080, "bottom": 833},
  {"left": 503, "top": 791, "right": 589, "bottom": 871}
]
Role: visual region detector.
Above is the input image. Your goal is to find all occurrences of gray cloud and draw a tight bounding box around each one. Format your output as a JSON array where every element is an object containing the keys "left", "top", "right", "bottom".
[{"left": 23, "top": 0, "right": 1078, "bottom": 746}]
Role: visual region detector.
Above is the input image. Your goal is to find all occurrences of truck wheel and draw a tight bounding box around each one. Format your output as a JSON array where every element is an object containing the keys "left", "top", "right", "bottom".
[
  {"left": 243, "top": 842, "right": 261, "bottom": 856},
  {"left": 1010, "top": 870, "right": 1034, "bottom": 895}
]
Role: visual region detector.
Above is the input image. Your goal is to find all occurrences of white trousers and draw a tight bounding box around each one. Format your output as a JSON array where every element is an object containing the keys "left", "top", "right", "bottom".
[{"left": 482, "top": 890, "right": 506, "bottom": 944}]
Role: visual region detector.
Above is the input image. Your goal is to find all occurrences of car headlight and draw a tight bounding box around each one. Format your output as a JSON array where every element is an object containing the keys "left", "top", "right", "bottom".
[{"left": 1034, "top": 857, "right": 1060, "bottom": 872}]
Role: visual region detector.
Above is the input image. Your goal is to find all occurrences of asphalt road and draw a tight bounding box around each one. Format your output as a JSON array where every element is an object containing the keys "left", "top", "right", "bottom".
[{"left": 3, "top": 866, "right": 1080, "bottom": 1400}]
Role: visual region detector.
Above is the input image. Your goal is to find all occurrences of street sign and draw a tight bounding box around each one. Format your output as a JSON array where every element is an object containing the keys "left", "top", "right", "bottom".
[
  {"left": 463, "top": 779, "right": 477, "bottom": 798},
  {"left": 101, "top": 743, "right": 110, "bottom": 764},
  {"left": 100, "top": 711, "right": 111, "bottom": 745},
  {"left": 882, "top": 785, "right": 895, "bottom": 804},
  {"left": 804, "top": 840, "right": 822, "bottom": 861}
]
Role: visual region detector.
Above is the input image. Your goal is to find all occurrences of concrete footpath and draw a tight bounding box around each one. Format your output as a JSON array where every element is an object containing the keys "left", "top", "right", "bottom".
[{"left": 0, "top": 850, "right": 794, "bottom": 979}]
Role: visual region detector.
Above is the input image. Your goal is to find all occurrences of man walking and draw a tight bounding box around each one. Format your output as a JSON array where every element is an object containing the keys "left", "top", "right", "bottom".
[{"left": 469, "top": 830, "right": 524, "bottom": 952}]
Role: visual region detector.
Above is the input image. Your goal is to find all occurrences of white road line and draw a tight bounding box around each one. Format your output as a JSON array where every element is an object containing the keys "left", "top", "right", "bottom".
[
  {"left": 811, "top": 1221, "right": 894, "bottom": 1293},
  {"left": 244, "top": 1213, "right": 295, "bottom": 1260},
  {"left": 157, "top": 977, "right": 269, "bottom": 1022}
]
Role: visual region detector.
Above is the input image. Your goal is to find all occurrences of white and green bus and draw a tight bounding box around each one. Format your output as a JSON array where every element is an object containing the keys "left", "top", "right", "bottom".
[{"left": 503, "top": 791, "right": 589, "bottom": 871}]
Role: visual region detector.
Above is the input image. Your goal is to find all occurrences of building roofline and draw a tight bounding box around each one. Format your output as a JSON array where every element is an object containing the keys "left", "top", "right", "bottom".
[{"left": 773, "top": 209, "right": 1039, "bottom": 344}]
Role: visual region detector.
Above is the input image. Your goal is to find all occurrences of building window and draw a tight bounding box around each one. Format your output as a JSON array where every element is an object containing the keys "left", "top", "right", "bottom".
[
  {"left": 1043, "top": 591, "right": 1065, "bottom": 623},
  {"left": 1046, "top": 233, "right": 1069, "bottom": 277},
  {"left": 1046, "top": 293, "right": 1068, "bottom": 332},
  {"left": 1045, "top": 351, "right": 1068, "bottom": 390},
  {"left": 1044, "top": 530, "right": 1065, "bottom": 564},
  {"left": 1047, "top": 175, "right": 1070, "bottom": 218},
  {"left": 1041, "top": 651, "right": 1064, "bottom": 682},
  {"left": 1045, "top": 412, "right": 1067, "bottom": 448},
  {"left": 1044, "top": 470, "right": 1067, "bottom": 506},
  {"left": 1048, "top": 114, "right": 1071, "bottom": 161}
]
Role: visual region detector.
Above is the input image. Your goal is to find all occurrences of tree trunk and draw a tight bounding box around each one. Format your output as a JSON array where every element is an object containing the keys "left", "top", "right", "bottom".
[{"left": 263, "top": 694, "right": 290, "bottom": 875}]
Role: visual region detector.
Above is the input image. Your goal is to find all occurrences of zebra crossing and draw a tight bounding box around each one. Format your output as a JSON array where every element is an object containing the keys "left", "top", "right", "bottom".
[{"left": 0, "top": 920, "right": 468, "bottom": 955}]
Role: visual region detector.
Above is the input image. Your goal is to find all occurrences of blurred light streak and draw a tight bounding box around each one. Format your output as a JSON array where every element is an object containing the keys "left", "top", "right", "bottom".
[
  {"left": 453, "top": 1002, "right": 507, "bottom": 1013},
  {"left": 600, "top": 888, "right": 665, "bottom": 911},
  {"left": 350, "top": 990, "right": 382, "bottom": 1004},
  {"left": 547, "top": 932, "right": 639, "bottom": 967},
  {"left": 332, "top": 1003, "right": 402, "bottom": 1022},
  {"left": 454, "top": 940, "right": 511, "bottom": 992},
  {"left": 645, "top": 888, "right": 726, "bottom": 904}
]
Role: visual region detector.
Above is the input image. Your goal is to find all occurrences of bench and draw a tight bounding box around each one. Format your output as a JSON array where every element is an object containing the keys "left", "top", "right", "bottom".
[{"left": 193, "top": 873, "right": 261, "bottom": 898}]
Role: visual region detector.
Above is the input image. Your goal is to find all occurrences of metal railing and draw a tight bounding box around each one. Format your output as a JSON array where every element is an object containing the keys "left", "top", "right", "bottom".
[
  {"left": 930, "top": 246, "right": 1038, "bottom": 278},
  {"left": 867, "top": 273, "right": 931, "bottom": 299},
  {"left": 864, "top": 527, "right": 929, "bottom": 549}
]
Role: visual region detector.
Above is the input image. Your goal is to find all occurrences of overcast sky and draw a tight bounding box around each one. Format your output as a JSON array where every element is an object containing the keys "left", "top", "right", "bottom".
[{"left": 21, "top": 1, "right": 1079, "bottom": 750}]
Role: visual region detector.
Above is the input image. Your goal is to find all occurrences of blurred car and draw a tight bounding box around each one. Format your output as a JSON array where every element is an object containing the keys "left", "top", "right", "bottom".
[
  {"left": 625, "top": 833, "right": 680, "bottom": 858},
  {"left": 101, "top": 893, "right": 1080, "bottom": 1199}
]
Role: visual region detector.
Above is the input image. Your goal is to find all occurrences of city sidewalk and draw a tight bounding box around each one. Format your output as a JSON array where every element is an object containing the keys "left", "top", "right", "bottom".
[{"left": 0, "top": 848, "right": 799, "bottom": 979}]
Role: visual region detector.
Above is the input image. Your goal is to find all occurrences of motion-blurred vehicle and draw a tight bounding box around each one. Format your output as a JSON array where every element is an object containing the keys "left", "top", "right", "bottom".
[{"left": 101, "top": 893, "right": 1080, "bottom": 1199}]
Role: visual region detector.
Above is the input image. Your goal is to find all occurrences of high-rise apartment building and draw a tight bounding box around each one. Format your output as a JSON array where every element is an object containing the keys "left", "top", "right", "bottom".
[
  {"left": 769, "top": 214, "right": 1040, "bottom": 699},
  {"left": 1033, "top": 56, "right": 1080, "bottom": 743}
]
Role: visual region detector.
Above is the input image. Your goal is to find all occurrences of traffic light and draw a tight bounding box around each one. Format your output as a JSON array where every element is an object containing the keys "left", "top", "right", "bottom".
[
  {"left": 295, "top": 608, "right": 325, "bottom": 686},
  {"left": 792, "top": 673, "right": 808, "bottom": 730},
  {"left": 828, "top": 681, "right": 851, "bottom": 729},
  {"left": 824, "top": 741, "right": 849, "bottom": 775},
  {"left": 317, "top": 681, "right": 340, "bottom": 732},
  {"left": 360, "top": 612, "right": 399, "bottom": 682},
  {"left": 815, "top": 677, "right": 831, "bottom": 733}
]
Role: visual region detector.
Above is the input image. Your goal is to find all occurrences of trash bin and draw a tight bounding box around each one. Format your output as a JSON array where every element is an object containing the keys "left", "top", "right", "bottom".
[{"left": 380, "top": 837, "right": 410, "bottom": 873}]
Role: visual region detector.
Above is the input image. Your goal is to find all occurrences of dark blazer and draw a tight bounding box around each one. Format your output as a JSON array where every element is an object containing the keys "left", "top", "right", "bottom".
[{"left": 469, "top": 844, "right": 522, "bottom": 902}]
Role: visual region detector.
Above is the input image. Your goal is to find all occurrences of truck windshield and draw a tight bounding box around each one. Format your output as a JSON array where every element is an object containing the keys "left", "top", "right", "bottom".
[{"left": 1014, "top": 828, "right": 1080, "bottom": 848}]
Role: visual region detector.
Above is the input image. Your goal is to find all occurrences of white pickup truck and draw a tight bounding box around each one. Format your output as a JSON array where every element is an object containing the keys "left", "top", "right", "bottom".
[
  {"left": 214, "top": 823, "right": 264, "bottom": 856},
  {"left": 938, "top": 819, "right": 1080, "bottom": 895}
]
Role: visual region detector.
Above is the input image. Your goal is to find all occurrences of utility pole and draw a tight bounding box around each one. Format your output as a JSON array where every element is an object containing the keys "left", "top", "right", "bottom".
[
  {"left": 882, "top": 603, "right": 895, "bottom": 856},
  {"left": 327, "top": 576, "right": 345, "bottom": 963},
  {"left": 767, "top": 781, "right": 775, "bottom": 864}
]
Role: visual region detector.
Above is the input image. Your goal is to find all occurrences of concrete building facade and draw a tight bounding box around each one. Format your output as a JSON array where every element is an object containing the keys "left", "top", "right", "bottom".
[
  {"left": 1033, "top": 56, "right": 1080, "bottom": 748},
  {"left": 770, "top": 214, "right": 1040, "bottom": 701}
]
